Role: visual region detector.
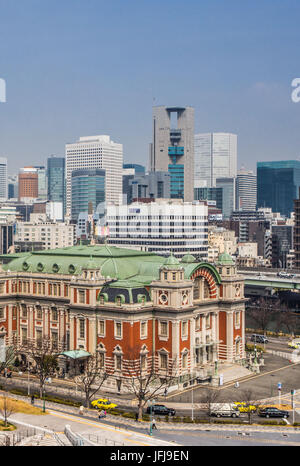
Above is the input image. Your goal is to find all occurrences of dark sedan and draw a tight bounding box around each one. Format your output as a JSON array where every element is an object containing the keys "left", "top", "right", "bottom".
[
  {"left": 258, "top": 407, "right": 289, "bottom": 418},
  {"left": 146, "top": 404, "right": 176, "bottom": 416}
]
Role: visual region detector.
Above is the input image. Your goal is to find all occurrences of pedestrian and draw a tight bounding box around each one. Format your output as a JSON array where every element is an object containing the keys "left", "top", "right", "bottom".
[
  {"left": 104, "top": 409, "right": 107, "bottom": 418},
  {"left": 234, "top": 381, "right": 239, "bottom": 388},
  {"left": 31, "top": 395, "right": 35, "bottom": 405},
  {"left": 98, "top": 409, "right": 104, "bottom": 419},
  {"left": 135, "top": 412, "right": 138, "bottom": 422},
  {"left": 79, "top": 405, "right": 84, "bottom": 415},
  {"left": 152, "top": 418, "right": 157, "bottom": 430}
]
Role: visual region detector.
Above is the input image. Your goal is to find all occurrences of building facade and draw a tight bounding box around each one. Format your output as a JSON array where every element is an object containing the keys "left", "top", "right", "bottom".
[
  {"left": 18, "top": 167, "right": 39, "bottom": 202},
  {"left": 257, "top": 160, "right": 300, "bottom": 217},
  {"left": 150, "top": 106, "right": 194, "bottom": 202},
  {"left": 105, "top": 199, "right": 208, "bottom": 259},
  {"left": 194, "top": 133, "right": 237, "bottom": 189},
  {"left": 0, "top": 245, "right": 246, "bottom": 392},
  {"left": 216, "top": 177, "right": 236, "bottom": 219},
  {"left": 47, "top": 157, "right": 65, "bottom": 214},
  {"left": 125, "top": 171, "right": 171, "bottom": 204},
  {"left": 65, "top": 135, "right": 123, "bottom": 215},
  {"left": 71, "top": 169, "right": 106, "bottom": 221},
  {"left": 0, "top": 157, "right": 8, "bottom": 200},
  {"left": 236, "top": 169, "right": 257, "bottom": 211},
  {"left": 14, "top": 214, "right": 76, "bottom": 250}
]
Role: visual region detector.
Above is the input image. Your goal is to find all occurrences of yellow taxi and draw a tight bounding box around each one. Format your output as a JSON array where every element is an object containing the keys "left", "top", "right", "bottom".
[
  {"left": 91, "top": 398, "right": 118, "bottom": 410},
  {"left": 233, "top": 402, "right": 257, "bottom": 412},
  {"left": 288, "top": 339, "right": 300, "bottom": 349}
]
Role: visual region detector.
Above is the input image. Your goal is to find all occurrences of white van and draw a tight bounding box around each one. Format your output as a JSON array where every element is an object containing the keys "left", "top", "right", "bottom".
[{"left": 210, "top": 403, "right": 241, "bottom": 418}]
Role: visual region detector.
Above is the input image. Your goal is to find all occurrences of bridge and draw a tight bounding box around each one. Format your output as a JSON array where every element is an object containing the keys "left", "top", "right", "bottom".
[{"left": 238, "top": 269, "right": 300, "bottom": 297}]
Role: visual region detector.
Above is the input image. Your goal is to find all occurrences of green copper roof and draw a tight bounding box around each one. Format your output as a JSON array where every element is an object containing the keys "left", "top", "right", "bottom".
[
  {"left": 0, "top": 245, "right": 221, "bottom": 286},
  {"left": 162, "top": 253, "right": 182, "bottom": 270},
  {"left": 217, "top": 252, "right": 234, "bottom": 265},
  {"left": 60, "top": 350, "right": 91, "bottom": 359},
  {"left": 181, "top": 253, "right": 196, "bottom": 263}
]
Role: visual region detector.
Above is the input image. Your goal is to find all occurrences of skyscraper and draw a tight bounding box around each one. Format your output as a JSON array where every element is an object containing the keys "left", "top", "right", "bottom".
[
  {"left": 0, "top": 157, "right": 8, "bottom": 200},
  {"left": 34, "top": 166, "right": 47, "bottom": 200},
  {"left": 71, "top": 169, "right": 106, "bottom": 221},
  {"left": 150, "top": 106, "right": 194, "bottom": 201},
  {"left": 47, "top": 156, "right": 65, "bottom": 206},
  {"left": 194, "top": 133, "right": 237, "bottom": 189},
  {"left": 65, "top": 135, "right": 123, "bottom": 215},
  {"left": 257, "top": 161, "right": 300, "bottom": 217},
  {"left": 236, "top": 169, "right": 257, "bottom": 211},
  {"left": 216, "top": 177, "right": 236, "bottom": 219},
  {"left": 18, "top": 167, "right": 38, "bottom": 202}
]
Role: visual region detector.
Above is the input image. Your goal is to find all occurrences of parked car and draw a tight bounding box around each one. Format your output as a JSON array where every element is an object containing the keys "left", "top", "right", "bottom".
[
  {"left": 250, "top": 334, "right": 268, "bottom": 344},
  {"left": 146, "top": 404, "right": 176, "bottom": 416},
  {"left": 277, "top": 271, "right": 293, "bottom": 279},
  {"left": 210, "top": 403, "right": 241, "bottom": 418},
  {"left": 91, "top": 398, "right": 118, "bottom": 410},
  {"left": 288, "top": 338, "right": 300, "bottom": 349},
  {"left": 258, "top": 407, "right": 289, "bottom": 418}
]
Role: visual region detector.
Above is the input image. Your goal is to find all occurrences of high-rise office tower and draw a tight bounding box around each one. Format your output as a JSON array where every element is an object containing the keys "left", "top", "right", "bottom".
[
  {"left": 236, "top": 169, "right": 257, "bottom": 211},
  {"left": 34, "top": 166, "right": 47, "bottom": 200},
  {"left": 71, "top": 169, "right": 106, "bottom": 221},
  {"left": 0, "top": 157, "right": 8, "bottom": 200},
  {"left": 257, "top": 161, "right": 300, "bottom": 217},
  {"left": 65, "top": 135, "right": 123, "bottom": 215},
  {"left": 18, "top": 167, "right": 38, "bottom": 202},
  {"left": 216, "top": 177, "right": 236, "bottom": 219},
  {"left": 150, "top": 106, "right": 194, "bottom": 201},
  {"left": 194, "top": 133, "right": 237, "bottom": 189},
  {"left": 8, "top": 175, "right": 18, "bottom": 199},
  {"left": 47, "top": 157, "right": 65, "bottom": 207}
]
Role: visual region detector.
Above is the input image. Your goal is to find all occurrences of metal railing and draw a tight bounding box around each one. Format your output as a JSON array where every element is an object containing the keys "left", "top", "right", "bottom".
[{"left": 85, "top": 433, "right": 125, "bottom": 446}]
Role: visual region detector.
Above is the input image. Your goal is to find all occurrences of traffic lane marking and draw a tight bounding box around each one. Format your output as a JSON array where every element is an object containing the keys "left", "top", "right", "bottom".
[{"left": 48, "top": 410, "right": 174, "bottom": 446}]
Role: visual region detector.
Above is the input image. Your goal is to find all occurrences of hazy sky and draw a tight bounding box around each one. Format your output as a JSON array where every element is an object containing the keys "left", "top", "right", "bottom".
[{"left": 1, "top": 0, "right": 300, "bottom": 174}]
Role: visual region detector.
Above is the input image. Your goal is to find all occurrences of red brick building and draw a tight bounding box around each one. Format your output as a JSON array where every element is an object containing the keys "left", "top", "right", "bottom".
[{"left": 0, "top": 245, "right": 246, "bottom": 392}]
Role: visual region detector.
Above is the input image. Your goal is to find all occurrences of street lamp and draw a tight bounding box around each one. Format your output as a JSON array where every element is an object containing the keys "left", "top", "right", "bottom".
[
  {"left": 43, "top": 385, "right": 46, "bottom": 412},
  {"left": 147, "top": 399, "right": 155, "bottom": 436}
]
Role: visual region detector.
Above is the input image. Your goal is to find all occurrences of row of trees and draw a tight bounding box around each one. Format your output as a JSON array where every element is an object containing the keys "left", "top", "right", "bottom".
[
  {"left": 1, "top": 338, "right": 177, "bottom": 419},
  {"left": 247, "top": 296, "right": 299, "bottom": 335}
]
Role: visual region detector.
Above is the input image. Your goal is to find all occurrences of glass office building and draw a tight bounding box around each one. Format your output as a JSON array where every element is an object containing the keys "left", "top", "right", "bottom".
[
  {"left": 71, "top": 169, "right": 105, "bottom": 220},
  {"left": 257, "top": 161, "right": 300, "bottom": 217},
  {"left": 47, "top": 157, "right": 65, "bottom": 207}
]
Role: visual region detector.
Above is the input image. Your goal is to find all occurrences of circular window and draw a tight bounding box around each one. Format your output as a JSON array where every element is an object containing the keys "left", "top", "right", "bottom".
[
  {"left": 37, "top": 262, "right": 44, "bottom": 272},
  {"left": 52, "top": 263, "right": 60, "bottom": 273},
  {"left": 22, "top": 262, "right": 29, "bottom": 271},
  {"left": 159, "top": 293, "right": 168, "bottom": 304},
  {"left": 68, "top": 264, "right": 76, "bottom": 274}
]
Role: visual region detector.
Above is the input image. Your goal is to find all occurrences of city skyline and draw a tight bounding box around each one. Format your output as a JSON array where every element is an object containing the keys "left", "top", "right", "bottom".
[{"left": 1, "top": 0, "right": 300, "bottom": 174}]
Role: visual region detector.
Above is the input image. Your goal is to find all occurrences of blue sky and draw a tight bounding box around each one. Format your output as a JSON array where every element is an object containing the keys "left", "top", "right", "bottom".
[{"left": 1, "top": 0, "right": 300, "bottom": 174}]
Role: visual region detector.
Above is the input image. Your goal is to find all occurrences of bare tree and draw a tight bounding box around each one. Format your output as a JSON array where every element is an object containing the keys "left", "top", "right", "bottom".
[
  {"left": 200, "top": 388, "right": 221, "bottom": 421},
  {"left": 247, "top": 297, "right": 280, "bottom": 334},
  {"left": 238, "top": 388, "right": 260, "bottom": 424},
  {"left": 15, "top": 337, "right": 58, "bottom": 398},
  {"left": 0, "top": 346, "right": 15, "bottom": 374},
  {"left": 74, "top": 354, "right": 109, "bottom": 408},
  {"left": 275, "top": 303, "right": 298, "bottom": 336},
  {"left": 122, "top": 348, "right": 178, "bottom": 420},
  {"left": 0, "top": 393, "right": 17, "bottom": 427}
]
